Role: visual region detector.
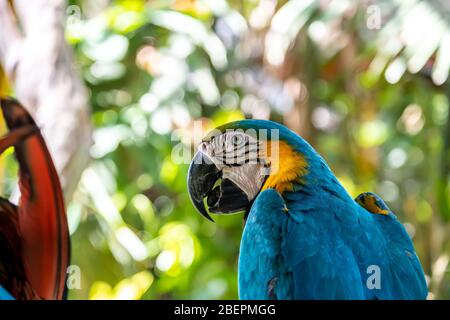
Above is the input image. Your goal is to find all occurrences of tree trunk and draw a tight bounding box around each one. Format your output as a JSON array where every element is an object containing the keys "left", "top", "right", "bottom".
[{"left": 0, "top": 0, "right": 91, "bottom": 202}]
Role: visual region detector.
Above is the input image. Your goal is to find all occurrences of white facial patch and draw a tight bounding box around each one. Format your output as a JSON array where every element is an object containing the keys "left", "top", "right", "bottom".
[{"left": 198, "top": 131, "right": 268, "bottom": 200}]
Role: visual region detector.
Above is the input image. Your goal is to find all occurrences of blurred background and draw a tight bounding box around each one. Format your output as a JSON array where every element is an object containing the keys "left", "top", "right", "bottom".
[{"left": 0, "top": 0, "right": 449, "bottom": 299}]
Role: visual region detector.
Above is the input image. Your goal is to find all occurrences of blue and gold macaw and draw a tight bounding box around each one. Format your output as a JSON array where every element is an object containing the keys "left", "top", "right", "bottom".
[{"left": 187, "top": 120, "right": 427, "bottom": 300}]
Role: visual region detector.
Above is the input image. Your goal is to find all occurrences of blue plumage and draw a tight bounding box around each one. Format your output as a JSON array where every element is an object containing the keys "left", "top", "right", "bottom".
[
  {"left": 234, "top": 120, "right": 427, "bottom": 300},
  {"left": 0, "top": 285, "right": 14, "bottom": 300},
  {"left": 239, "top": 189, "right": 293, "bottom": 299}
]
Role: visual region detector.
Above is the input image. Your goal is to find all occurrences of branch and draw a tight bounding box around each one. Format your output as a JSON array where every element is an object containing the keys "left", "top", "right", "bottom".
[
  {"left": 0, "top": 0, "right": 23, "bottom": 76},
  {"left": 0, "top": 0, "right": 92, "bottom": 202}
]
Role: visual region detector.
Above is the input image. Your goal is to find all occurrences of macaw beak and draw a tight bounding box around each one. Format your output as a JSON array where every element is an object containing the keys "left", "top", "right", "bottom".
[
  {"left": 187, "top": 151, "right": 219, "bottom": 221},
  {"left": 188, "top": 151, "right": 250, "bottom": 221}
]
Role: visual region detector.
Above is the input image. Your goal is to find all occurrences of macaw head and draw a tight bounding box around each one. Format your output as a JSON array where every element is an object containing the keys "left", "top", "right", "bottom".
[{"left": 187, "top": 119, "right": 324, "bottom": 221}]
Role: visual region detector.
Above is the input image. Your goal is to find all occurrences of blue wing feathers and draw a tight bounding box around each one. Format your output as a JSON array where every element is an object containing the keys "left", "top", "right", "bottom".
[
  {"left": 239, "top": 187, "right": 427, "bottom": 300},
  {"left": 370, "top": 212, "right": 427, "bottom": 299}
]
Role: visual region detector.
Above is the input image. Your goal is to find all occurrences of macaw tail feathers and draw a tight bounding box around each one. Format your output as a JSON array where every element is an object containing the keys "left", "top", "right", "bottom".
[{"left": 0, "top": 98, "right": 70, "bottom": 300}]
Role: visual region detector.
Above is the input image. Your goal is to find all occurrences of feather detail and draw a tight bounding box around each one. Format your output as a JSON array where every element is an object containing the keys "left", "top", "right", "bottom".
[{"left": 0, "top": 98, "right": 70, "bottom": 300}]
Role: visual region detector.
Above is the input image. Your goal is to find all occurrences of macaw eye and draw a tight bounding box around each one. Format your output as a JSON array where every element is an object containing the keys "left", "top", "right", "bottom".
[{"left": 231, "top": 134, "right": 245, "bottom": 147}]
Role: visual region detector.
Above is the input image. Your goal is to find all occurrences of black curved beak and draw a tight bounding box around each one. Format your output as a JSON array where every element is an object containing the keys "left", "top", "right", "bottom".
[
  {"left": 188, "top": 151, "right": 250, "bottom": 221},
  {"left": 188, "top": 151, "right": 220, "bottom": 221}
]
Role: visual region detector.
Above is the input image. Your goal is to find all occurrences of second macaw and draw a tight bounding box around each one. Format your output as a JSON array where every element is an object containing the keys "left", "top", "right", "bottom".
[
  {"left": 0, "top": 98, "right": 70, "bottom": 300},
  {"left": 187, "top": 120, "right": 427, "bottom": 300}
]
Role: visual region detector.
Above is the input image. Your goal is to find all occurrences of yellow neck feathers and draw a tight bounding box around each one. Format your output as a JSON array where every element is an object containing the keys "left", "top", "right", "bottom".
[{"left": 261, "top": 140, "right": 308, "bottom": 194}]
